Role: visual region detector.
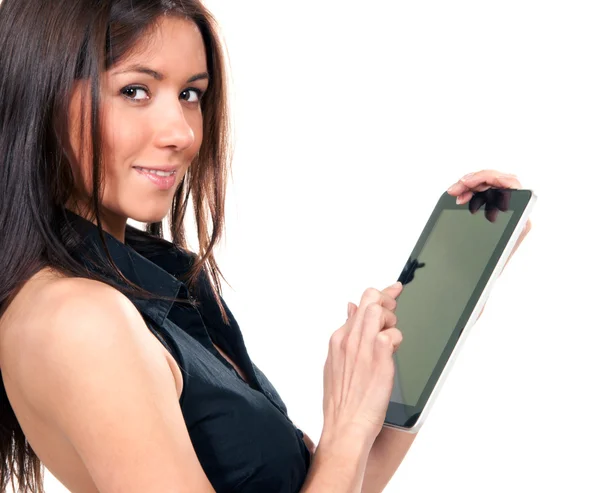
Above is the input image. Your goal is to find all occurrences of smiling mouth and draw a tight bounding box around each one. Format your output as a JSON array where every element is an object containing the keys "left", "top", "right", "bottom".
[
  {"left": 134, "top": 167, "right": 178, "bottom": 190},
  {"left": 133, "top": 166, "right": 177, "bottom": 177}
]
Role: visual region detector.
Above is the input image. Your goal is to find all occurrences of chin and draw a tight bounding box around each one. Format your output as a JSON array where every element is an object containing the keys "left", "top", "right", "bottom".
[
  {"left": 140, "top": 213, "right": 170, "bottom": 225},
  {"left": 127, "top": 206, "right": 171, "bottom": 225}
]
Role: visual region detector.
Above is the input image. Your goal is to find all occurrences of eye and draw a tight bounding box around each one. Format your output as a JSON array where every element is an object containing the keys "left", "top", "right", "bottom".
[
  {"left": 181, "top": 88, "right": 204, "bottom": 104},
  {"left": 121, "top": 85, "right": 149, "bottom": 102}
]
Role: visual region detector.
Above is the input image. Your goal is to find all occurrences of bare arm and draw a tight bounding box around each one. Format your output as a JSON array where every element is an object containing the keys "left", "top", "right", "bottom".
[
  {"left": 300, "top": 429, "right": 374, "bottom": 493},
  {"left": 8, "top": 279, "right": 217, "bottom": 493},
  {"left": 296, "top": 427, "right": 409, "bottom": 493},
  {"left": 361, "top": 428, "right": 418, "bottom": 493}
]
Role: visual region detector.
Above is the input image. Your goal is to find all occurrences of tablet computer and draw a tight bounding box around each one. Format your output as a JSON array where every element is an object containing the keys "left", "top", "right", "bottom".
[{"left": 384, "top": 187, "right": 537, "bottom": 433}]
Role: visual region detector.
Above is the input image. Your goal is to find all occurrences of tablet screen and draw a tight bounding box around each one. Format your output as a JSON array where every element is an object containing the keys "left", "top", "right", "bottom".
[
  {"left": 382, "top": 188, "right": 535, "bottom": 432},
  {"left": 391, "top": 207, "right": 514, "bottom": 407}
]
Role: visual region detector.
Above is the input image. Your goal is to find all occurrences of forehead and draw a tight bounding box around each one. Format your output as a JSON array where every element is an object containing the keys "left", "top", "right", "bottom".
[{"left": 111, "top": 16, "right": 208, "bottom": 73}]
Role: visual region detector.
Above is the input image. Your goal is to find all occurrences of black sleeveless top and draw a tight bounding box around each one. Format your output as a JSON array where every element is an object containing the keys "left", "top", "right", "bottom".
[{"left": 66, "top": 210, "right": 311, "bottom": 492}]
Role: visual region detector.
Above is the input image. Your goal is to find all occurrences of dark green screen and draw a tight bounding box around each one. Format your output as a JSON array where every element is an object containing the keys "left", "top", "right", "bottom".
[{"left": 390, "top": 209, "right": 514, "bottom": 406}]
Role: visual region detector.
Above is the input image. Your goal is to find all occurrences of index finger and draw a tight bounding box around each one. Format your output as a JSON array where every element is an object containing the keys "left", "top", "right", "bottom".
[
  {"left": 382, "top": 282, "right": 403, "bottom": 303},
  {"left": 357, "top": 286, "right": 400, "bottom": 314}
]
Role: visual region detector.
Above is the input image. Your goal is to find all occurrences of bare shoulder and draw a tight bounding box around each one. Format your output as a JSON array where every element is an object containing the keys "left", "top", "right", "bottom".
[
  {"left": 1, "top": 271, "right": 216, "bottom": 492},
  {"left": 1, "top": 273, "right": 154, "bottom": 393},
  {"left": 1, "top": 272, "right": 143, "bottom": 365}
]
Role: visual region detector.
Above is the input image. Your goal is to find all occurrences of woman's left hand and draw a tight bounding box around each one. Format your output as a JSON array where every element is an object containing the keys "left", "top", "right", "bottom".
[
  {"left": 446, "top": 169, "right": 532, "bottom": 253},
  {"left": 348, "top": 170, "right": 533, "bottom": 320}
]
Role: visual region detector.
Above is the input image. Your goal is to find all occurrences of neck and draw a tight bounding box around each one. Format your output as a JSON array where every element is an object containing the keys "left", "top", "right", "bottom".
[{"left": 65, "top": 202, "right": 127, "bottom": 244}]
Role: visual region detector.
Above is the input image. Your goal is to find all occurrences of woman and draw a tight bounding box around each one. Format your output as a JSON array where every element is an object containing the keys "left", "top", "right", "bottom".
[{"left": 0, "top": 0, "right": 531, "bottom": 492}]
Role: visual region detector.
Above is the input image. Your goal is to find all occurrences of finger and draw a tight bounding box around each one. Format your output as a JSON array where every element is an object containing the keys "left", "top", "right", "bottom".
[
  {"left": 447, "top": 181, "right": 469, "bottom": 196},
  {"left": 348, "top": 302, "right": 358, "bottom": 319},
  {"left": 345, "top": 285, "right": 401, "bottom": 356},
  {"left": 447, "top": 170, "right": 492, "bottom": 195},
  {"left": 381, "top": 282, "right": 403, "bottom": 302},
  {"left": 448, "top": 170, "right": 521, "bottom": 196},
  {"left": 449, "top": 181, "right": 492, "bottom": 198},
  {"left": 343, "top": 287, "right": 397, "bottom": 395},
  {"left": 345, "top": 285, "right": 398, "bottom": 324},
  {"left": 360, "top": 303, "right": 398, "bottom": 365},
  {"left": 377, "top": 327, "right": 404, "bottom": 354},
  {"left": 469, "top": 183, "right": 495, "bottom": 192},
  {"left": 460, "top": 171, "right": 522, "bottom": 191},
  {"left": 462, "top": 169, "right": 516, "bottom": 181},
  {"left": 456, "top": 191, "right": 474, "bottom": 204},
  {"left": 356, "top": 286, "right": 399, "bottom": 319},
  {"left": 341, "top": 288, "right": 384, "bottom": 398},
  {"left": 373, "top": 328, "right": 403, "bottom": 374},
  {"left": 458, "top": 180, "right": 500, "bottom": 204},
  {"left": 348, "top": 292, "right": 397, "bottom": 346}
]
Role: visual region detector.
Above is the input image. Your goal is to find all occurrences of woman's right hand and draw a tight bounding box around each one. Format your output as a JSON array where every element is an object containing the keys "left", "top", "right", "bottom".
[{"left": 321, "top": 282, "right": 404, "bottom": 448}]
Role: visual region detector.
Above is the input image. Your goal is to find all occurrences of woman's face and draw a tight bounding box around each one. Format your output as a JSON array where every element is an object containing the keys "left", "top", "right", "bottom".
[{"left": 65, "top": 15, "right": 208, "bottom": 238}]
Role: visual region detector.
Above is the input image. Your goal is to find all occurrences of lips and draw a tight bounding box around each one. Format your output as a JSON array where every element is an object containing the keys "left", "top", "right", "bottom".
[
  {"left": 133, "top": 166, "right": 178, "bottom": 174},
  {"left": 134, "top": 167, "right": 177, "bottom": 190},
  {"left": 133, "top": 167, "right": 176, "bottom": 176}
]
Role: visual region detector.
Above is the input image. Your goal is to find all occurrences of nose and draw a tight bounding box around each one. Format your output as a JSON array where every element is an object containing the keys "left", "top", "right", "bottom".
[{"left": 153, "top": 103, "right": 196, "bottom": 151}]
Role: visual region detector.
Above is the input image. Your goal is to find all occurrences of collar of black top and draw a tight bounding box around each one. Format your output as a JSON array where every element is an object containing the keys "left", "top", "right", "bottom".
[{"left": 63, "top": 208, "right": 195, "bottom": 326}]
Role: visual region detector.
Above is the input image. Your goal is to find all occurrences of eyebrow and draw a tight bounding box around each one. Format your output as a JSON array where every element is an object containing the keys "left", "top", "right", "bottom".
[{"left": 113, "top": 64, "right": 209, "bottom": 83}]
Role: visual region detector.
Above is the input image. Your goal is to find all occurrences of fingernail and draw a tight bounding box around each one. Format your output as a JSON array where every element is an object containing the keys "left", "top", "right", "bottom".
[
  {"left": 447, "top": 183, "right": 460, "bottom": 193},
  {"left": 393, "top": 281, "right": 403, "bottom": 288},
  {"left": 460, "top": 173, "right": 475, "bottom": 181},
  {"left": 347, "top": 302, "right": 352, "bottom": 319}
]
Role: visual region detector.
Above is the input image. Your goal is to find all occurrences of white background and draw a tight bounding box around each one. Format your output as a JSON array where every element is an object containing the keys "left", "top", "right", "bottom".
[{"left": 41, "top": 1, "right": 599, "bottom": 492}]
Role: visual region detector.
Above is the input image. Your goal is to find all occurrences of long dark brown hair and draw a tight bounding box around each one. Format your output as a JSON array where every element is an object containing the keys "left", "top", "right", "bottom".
[{"left": 0, "top": 0, "right": 233, "bottom": 491}]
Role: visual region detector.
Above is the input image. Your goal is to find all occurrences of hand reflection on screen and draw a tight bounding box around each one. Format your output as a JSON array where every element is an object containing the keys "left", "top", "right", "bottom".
[
  {"left": 397, "top": 257, "right": 426, "bottom": 286},
  {"left": 396, "top": 188, "right": 512, "bottom": 286},
  {"left": 467, "top": 188, "right": 511, "bottom": 223}
]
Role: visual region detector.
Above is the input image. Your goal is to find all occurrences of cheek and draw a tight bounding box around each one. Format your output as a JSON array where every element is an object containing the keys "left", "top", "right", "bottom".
[
  {"left": 99, "top": 110, "right": 149, "bottom": 177},
  {"left": 102, "top": 124, "right": 140, "bottom": 160},
  {"left": 67, "top": 114, "right": 136, "bottom": 196}
]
